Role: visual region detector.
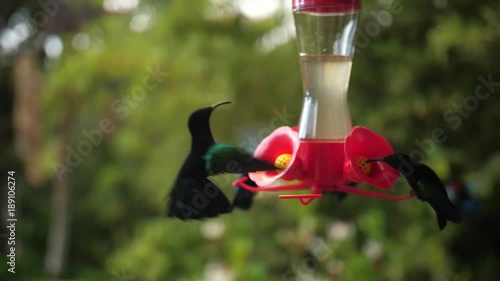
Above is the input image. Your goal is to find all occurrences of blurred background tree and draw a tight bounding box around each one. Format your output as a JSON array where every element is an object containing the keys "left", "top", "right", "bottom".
[{"left": 0, "top": 0, "right": 499, "bottom": 280}]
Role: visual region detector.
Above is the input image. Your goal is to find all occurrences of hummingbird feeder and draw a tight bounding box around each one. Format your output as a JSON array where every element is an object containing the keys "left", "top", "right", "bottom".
[{"left": 232, "top": 0, "right": 416, "bottom": 205}]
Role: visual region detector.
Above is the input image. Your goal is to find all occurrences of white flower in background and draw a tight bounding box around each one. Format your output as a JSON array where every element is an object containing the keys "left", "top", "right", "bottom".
[
  {"left": 200, "top": 219, "right": 226, "bottom": 240},
  {"left": 237, "top": 0, "right": 281, "bottom": 20},
  {"left": 72, "top": 33, "right": 90, "bottom": 51},
  {"left": 204, "top": 262, "right": 235, "bottom": 281},
  {"left": 362, "top": 239, "right": 384, "bottom": 261},
  {"left": 103, "top": 0, "right": 139, "bottom": 13},
  {"left": 129, "top": 6, "right": 155, "bottom": 33},
  {"left": 327, "top": 221, "right": 354, "bottom": 241},
  {"left": 44, "top": 34, "right": 63, "bottom": 59}
]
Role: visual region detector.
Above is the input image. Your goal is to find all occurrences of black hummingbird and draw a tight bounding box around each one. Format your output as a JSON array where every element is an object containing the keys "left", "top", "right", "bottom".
[
  {"left": 167, "top": 101, "right": 277, "bottom": 220},
  {"left": 368, "top": 153, "right": 461, "bottom": 230},
  {"left": 231, "top": 175, "right": 258, "bottom": 210}
]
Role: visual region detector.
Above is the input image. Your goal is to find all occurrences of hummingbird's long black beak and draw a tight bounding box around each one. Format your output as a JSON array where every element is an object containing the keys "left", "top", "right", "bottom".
[
  {"left": 366, "top": 158, "right": 385, "bottom": 163},
  {"left": 211, "top": 100, "right": 232, "bottom": 109}
]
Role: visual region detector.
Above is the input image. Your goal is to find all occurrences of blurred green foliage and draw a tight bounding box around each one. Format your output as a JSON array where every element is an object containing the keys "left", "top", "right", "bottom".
[{"left": 1, "top": 0, "right": 500, "bottom": 280}]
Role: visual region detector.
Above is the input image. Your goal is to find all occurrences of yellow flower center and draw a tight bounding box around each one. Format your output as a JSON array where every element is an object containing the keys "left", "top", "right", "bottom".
[
  {"left": 275, "top": 154, "right": 292, "bottom": 170},
  {"left": 356, "top": 156, "right": 372, "bottom": 175}
]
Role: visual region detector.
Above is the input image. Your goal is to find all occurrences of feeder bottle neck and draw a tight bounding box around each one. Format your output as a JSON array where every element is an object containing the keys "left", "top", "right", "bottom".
[{"left": 293, "top": 0, "right": 360, "bottom": 140}]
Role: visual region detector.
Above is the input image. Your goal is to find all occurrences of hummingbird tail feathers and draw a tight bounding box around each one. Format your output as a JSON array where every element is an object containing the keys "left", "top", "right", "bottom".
[
  {"left": 431, "top": 200, "right": 462, "bottom": 230},
  {"left": 232, "top": 175, "right": 257, "bottom": 210},
  {"left": 437, "top": 212, "right": 448, "bottom": 230}
]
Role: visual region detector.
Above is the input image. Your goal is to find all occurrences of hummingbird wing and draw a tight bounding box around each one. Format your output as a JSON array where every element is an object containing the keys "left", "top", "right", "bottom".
[
  {"left": 166, "top": 176, "right": 232, "bottom": 220},
  {"left": 232, "top": 175, "right": 257, "bottom": 210},
  {"left": 415, "top": 166, "right": 462, "bottom": 229},
  {"left": 428, "top": 197, "right": 461, "bottom": 230},
  {"left": 205, "top": 143, "right": 277, "bottom": 175},
  {"left": 425, "top": 190, "right": 461, "bottom": 230},
  {"left": 377, "top": 154, "right": 461, "bottom": 230}
]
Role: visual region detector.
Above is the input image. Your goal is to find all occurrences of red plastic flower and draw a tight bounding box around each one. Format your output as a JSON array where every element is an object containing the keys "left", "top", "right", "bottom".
[
  {"left": 249, "top": 125, "right": 399, "bottom": 190},
  {"left": 343, "top": 127, "right": 400, "bottom": 189},
  {"left": 249, "top": 126, "right": 301, "bottom": 186}
]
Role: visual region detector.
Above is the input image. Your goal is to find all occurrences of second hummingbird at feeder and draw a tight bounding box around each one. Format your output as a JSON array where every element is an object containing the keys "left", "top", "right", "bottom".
[{"left": 368, "top": 153, "right": 462, "bottom": 230}]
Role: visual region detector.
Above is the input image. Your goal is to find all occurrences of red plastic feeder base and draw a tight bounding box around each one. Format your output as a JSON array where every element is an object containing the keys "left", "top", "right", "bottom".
[{"left": 279, "top": 194, "right": 322, "bottom": 205}]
